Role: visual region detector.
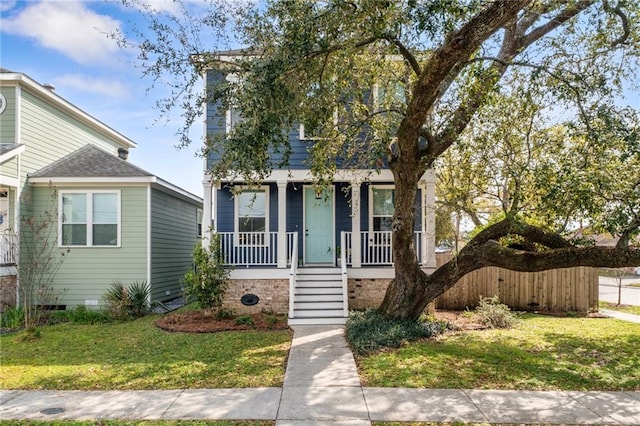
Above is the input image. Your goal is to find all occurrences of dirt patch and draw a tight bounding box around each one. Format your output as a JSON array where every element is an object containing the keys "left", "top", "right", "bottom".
[
  {"left": 434, "top": 310, "right": 487, "bottom": 330},
  {"left": 155, "top": 311, "right": 289, "bottom": 333}
]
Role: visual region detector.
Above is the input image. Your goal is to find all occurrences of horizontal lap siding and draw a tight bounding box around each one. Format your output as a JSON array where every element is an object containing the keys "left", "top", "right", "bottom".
[
  {"left": 19, "top": 91, "right": 121, "bottom": 186},
  {"left": 0, "top": 87, "right": 16, "bottom": 143},
  {"left": 150, "top": 189, "right": 201, "bottom": 302},
  {"left": 28, "top": 186, "right": 147, "bottom": 308}
]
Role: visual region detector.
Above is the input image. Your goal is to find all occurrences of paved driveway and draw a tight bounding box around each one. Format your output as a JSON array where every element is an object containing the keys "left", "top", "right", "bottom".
[{"left": 599, "top": 276, "right": 640, "bottom": 306}]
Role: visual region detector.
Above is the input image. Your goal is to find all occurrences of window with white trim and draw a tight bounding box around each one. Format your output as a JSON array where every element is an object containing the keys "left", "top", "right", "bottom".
[
  {"left": 369, "top": 186, "right": 394, "bottom": 245},
  {"left": 235, "top": 187, "right": 269, "bottom": 246},
  {"left": 60, "top": 191, "right": 120, "bottom": 247}
]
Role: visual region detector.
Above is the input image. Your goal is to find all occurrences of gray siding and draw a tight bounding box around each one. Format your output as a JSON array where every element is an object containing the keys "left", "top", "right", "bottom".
[
  {"left": 27, "top": 185, "right": 148, "bottom": 308},
  {"left": 150, "top": 188, "right": 201, "bottom": 302}
]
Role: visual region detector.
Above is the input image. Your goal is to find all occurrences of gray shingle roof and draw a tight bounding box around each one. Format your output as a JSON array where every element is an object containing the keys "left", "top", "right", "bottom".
[
  {"left": 0, "top": 143, "right": 24, "bottom": 156},
  {"left": 30, "top": 145, "right": 153, "bottom": 178}
]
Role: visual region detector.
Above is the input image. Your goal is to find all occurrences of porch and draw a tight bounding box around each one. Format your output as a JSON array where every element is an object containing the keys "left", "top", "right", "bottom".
[{"left": 1, "top": 232, "right": 18, "bottom": 267}]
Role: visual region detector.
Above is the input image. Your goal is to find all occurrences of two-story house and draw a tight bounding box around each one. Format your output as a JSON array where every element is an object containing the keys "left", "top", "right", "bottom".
[
  {"left": 201, "top": 61, "right": 436, "bottom": 325},
  {"left": 0, "top": 70, "right": 202, "bottom": 311}
]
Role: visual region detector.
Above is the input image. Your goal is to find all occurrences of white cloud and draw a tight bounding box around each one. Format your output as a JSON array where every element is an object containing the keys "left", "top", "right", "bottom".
[
  {"left": 2, "top": 1, "right": 123, "bottom": 66},
  {"left": 0, "top": 1, "right": 17, "bottom": 12},
  {"left": 53, "top": 74, "right": 130, "bottom": 99}
]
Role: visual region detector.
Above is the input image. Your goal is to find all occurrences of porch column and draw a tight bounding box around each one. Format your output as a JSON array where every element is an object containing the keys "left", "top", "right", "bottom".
[
  {"left": 277, "top": 181, "right": 288, "bottom": 268},
  {"left": 420, "top": 169, "right": 436, "bottom": 268},
  {"left": 202, "top": 179, "right": 213, "bottom": 247},
  {"left": 351, "top": 182, "right": 362, "bottom": 268}
]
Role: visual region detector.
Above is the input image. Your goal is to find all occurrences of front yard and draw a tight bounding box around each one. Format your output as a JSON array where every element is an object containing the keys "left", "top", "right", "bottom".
[
  {"left": 0, "top": 315, "right": 291, "bottom": 390},
  {"left": 356, "top": 313, "right": 640, "bottom": 391}
]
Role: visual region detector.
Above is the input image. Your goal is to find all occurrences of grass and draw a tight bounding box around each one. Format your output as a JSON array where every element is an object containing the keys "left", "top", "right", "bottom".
[
  {"left": 1, "top": 422, "right": 273, "bottom": 426},
  {"left": 357, "top": 314, "right": 640, "bottom": 391},
  {"left": 0, "top": 314, "right": 291, "bottom": 390},
  {"left": 600, "top": 301, "right": 640, "bottom": 315}
]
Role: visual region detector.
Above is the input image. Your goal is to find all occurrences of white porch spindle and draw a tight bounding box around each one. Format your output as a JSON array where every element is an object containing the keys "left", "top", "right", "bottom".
[
  {"left": 202, "top": 179, "right": 213, "bottom": 246},
  {"left": 350, "top": 182, "right": 362, "bottom": 268},
  {"left": 277, "top": 181, "right": 287, "bottom": 268}
]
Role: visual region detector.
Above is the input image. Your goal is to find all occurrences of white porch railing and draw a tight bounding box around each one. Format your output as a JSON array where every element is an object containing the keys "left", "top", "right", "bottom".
[
  {"left": 218, "top": 232, "right": 297, "bottom": 266},
  {"left": 1, "top": 232, "right": 18, "bottom": 266},
  {"left": 288, "top": 232, "right": 298, "bottom": 318},
  {"left": 342, "top": 231, "right": 425, "bottom": 266}
]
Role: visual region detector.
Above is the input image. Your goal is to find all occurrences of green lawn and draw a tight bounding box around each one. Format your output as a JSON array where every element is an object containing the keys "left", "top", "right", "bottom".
[
  {"left": 0, "top": 315, "right": 291, "bottom": 390},
  {"left": 357, "top": 314, "right": 640, "bottom": 391},
  {"left": 600, "top": 301, "right": 640, "bottom": 315}
]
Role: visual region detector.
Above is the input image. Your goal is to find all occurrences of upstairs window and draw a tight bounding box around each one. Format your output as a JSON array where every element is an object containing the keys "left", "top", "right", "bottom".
[{"left": 60, "top": 191, "right": 120, "bottom": 247}]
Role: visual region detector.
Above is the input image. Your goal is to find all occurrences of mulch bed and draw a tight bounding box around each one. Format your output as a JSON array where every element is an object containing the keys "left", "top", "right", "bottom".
[{"left": 154, "top": 311, "right": 289, "bottom": 333}]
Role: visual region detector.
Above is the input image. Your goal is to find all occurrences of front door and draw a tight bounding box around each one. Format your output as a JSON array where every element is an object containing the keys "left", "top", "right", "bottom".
[{"left": 304, "top": 186, "right": 334, "bottom": 264}]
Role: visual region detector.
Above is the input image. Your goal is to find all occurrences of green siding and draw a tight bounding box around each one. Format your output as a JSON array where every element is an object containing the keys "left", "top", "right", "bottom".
[
  {"left": 0, "top": 87, "right": 16, "bottom": 143},
  {"left": 28, "top": 185, "right": 148, "bottom": 307},
  {"left": 150, "top": 188, "right": 200, "bottom": 302},
  {"left": 1, "top": 157, "right": 18, "bottom": 179},
  {"left": 19, "top": 91, "right": 120, "bottom": 181}
]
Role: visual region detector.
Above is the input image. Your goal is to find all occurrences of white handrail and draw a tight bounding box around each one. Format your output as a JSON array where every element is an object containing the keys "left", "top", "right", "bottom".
[
  {"left": 288, "top": 232, "right": 298, "bottom": 318},
  {"left": 340, "top": 231, "right": 348, "bottom": 317}
]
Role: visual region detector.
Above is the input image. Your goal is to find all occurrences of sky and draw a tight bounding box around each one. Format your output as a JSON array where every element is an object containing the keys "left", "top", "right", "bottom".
[{"left": 0, "top": 0, "right": 207, "bottom": 197}]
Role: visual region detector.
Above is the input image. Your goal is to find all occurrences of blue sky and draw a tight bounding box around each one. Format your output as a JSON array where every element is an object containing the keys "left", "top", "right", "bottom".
[{"left": 1, "top": 0, "right": 206, "bottom": 197}]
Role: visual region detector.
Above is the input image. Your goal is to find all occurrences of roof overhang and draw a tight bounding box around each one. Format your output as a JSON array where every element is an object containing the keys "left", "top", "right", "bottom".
[
  {"left": 0, "top": 73, "right": 137, "bottom": 149},
  {"left": 29, "top": 176, "right": 202, "bottom": 205},
  {"left": 0, "top": 144, "right": 25, "bottom": 164}
]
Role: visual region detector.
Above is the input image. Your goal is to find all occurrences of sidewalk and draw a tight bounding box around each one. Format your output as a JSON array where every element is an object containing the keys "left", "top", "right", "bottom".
[{"left": 1, "top": 325, "right": 640, "bottom": 424}]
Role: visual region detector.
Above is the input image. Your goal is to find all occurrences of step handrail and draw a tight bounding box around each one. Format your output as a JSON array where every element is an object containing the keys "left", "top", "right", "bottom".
[
  {"left": 341, "top": 231, "right": 348, "bottom": 317},
  {"left": 288, "top": 232, "right": 298, "bottom": 318}
]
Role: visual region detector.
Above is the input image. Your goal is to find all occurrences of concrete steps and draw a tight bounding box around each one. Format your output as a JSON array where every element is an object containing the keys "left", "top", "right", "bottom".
[{"left": 288, "top": 268, "right": 348, "bottom": 325}]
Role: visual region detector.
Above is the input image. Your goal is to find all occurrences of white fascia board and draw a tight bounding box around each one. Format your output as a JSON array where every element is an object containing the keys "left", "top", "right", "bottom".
[
  {"left": 28, "top": 176, "right": 156, "bottom": 185},
  {"left": 0, "top": 144, "right": 26, "bottom": 164},
  {"left": 0, "top": 176, "right": 19, "bottom": 187},
  {"left": 151, "top": 177, "right": 203, "bottom": 205},
  {"left": 215, "top": 169, "right": 396, "bottom": 183},
  {"left": 0, "top": 73, "right": 136, "bottom": 149}
]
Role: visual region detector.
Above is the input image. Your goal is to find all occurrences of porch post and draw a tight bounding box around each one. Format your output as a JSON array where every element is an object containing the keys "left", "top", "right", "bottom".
[
  {"left": 421, "top": 170, "right": 436, "bottom": 268},
  {"left": 277, "top": 181, "right": 288, "bottom": 268},
  {"left": 351, "top": 181, "right": 362, "bottom": 268},
  {"left": 202, "top": 179, "right": 213, "bottom": 246}
]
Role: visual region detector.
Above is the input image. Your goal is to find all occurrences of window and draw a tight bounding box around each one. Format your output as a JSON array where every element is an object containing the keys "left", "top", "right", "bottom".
[
  {"left": 369, "top": 186, "right": 394, "bottom": 245},
  {"left": 225, "top": 73, "right": 244, "bottom": 134},
  {"left": 60, "top": 191, "right": 120, "bottom": 247},
  {"left": 235, "top": 187, "right": 269, "bottom": 245},
  {"left": 196, "top": 209, "right": 203, "bottom": 237}
]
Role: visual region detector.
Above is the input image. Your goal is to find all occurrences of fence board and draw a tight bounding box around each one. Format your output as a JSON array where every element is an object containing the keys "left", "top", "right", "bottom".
[{"left": 434, "top": 253, "right": 598, "bottom": 313}]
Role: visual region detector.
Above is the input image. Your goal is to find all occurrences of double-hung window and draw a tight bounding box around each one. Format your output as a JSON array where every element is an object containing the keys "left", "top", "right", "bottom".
[
  {"left": 369, "top": 186, "right": 394, "bottom": 245},
  {"left": 60, "top": 191, "right": 120, "bottom": 247},
  {"left": 235, "top": 187, "right": 269, "bottom": 246}
]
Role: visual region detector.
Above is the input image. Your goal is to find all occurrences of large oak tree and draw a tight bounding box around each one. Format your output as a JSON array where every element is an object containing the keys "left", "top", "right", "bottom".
[{"left": 122, "top": 0, "right": 640, "bottom": 320}]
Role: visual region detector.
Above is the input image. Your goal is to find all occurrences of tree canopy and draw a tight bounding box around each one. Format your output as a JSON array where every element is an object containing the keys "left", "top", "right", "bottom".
[{"left": 120, "top": 0, "right": 640, "bottom": 320}]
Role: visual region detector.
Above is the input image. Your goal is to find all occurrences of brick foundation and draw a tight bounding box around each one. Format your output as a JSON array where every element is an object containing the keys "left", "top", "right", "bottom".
[
  {"left": 348, "top": 278, "right": 391, "bottom": 310},
  {"left": 0, "top": 274, "right": 17, "bottom": 312},
  {"left": 223, "top": 279, "right": 289, "bottom": 315}
]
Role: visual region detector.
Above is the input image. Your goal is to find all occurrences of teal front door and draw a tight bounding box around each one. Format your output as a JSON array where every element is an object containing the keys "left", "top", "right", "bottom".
[{"left": 304, "top": 186, "right": 334, "bottom": 264}]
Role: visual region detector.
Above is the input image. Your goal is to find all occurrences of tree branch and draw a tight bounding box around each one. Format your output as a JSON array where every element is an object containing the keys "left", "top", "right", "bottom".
[
  {"left": 602, "top": 0, "right": 631, "bottom": 47},
  {"left": 383, "top": 34, "right": 421, "bottom": 75},
  {"left": 464, "top": 217, "right": 574, "bottom": 251}
]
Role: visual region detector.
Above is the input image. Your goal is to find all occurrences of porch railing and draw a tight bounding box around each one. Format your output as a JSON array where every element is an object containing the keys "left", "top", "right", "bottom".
[
  {"left": 342, "top": 231, "right": 425, "bottom": 266},
  {"left": 1, "top": 232, "right": 18, "bottom": 266},
  {"left": 218, "top": 231, "right": 297, "bottom": 266}
]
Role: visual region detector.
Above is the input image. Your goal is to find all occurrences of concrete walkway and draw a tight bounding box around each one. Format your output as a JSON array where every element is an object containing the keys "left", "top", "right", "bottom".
[{"left": 2, "top": 325, "right": 640, "bottom": 424}]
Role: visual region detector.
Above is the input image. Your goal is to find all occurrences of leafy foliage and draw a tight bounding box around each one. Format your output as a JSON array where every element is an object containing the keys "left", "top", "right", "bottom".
[
  {"left": 102, "top": 280, "right": 153, "bottom": 319},
  {"left": 475, "top": 296, "right": 518, "bottom": 329},
  {"left": 346, "top": 309, "right": 447, "bottom": 355},
  {"left": 49, "top": 305, "right": 110, "bottom": 325},
  {"left": 182, "top": 234, "right": 230, "bottom": 310},
  {"left": 0, "top": 306, "right": 24, "bottom": 329}
]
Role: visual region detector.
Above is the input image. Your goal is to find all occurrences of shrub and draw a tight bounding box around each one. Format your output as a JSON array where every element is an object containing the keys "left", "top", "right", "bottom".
[
  {"left": 215, "top": 307, "right": 235, "bottom": 320},
  {"left": 0, "top": 306, "right": 25, "bottom": 329},
  {"left": 475, "top": 295, "right": 518, "bottom": 329},
  {"left": 103, "top": 280, "right": 153, "bottom": 319},
  {"left": 235, "top": 315, "right": 255, "bottom": 326},
  {"left": 346, "top": 309, "right": 447, "bottom": 355},
  {"left": 183, "top": 234, "right": 231, "bottom": 310},
  {"left": 49, "top": 305, "right": 110, "bottom": 324}
]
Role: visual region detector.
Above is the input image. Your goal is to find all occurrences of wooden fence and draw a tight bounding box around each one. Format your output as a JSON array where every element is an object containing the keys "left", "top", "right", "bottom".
[{"left": 434, "top": 254, "right": 599, "bottom": 313}]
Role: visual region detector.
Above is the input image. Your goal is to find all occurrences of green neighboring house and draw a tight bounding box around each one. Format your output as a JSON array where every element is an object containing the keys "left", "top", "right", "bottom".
[{"left": 0, "top": 70, "right": 202, "bottom": 310}]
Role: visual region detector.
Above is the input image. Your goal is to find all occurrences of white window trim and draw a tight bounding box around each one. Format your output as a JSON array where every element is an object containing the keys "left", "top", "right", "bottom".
[
  {"left": 59, "top": 190, "right": 121, "bottom": 248},
  {"left": 225, "top": 73, "right": 241, "bottom": 134},
  {"left": 299, "top": 108, "right": 339, "bottom": 140},
  {"left": 368, "top": 185, "right": 394, "bottom": 246},
  {"left": 234, "top": 186, "right": 270, "bottom": 247}
]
